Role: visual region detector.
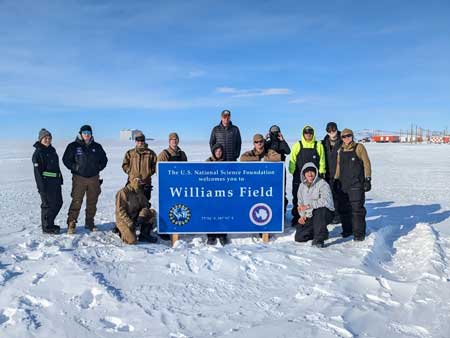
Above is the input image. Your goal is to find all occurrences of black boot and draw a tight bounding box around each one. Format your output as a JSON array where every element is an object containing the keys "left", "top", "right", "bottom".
[
  {"left": 43, "top": 225, "right": 60, "bottom": 234},
  {"left": 311, "top": 239, "right": 324, "bottom": 248},
  {"left": 138, "top": 234, "right": 158, "bottom": 243}
]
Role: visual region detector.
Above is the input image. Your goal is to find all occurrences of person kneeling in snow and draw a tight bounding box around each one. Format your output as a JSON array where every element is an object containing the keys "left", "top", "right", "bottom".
[
  {"left": 295, "top": 162, "right": 335, "bottom": 247},
  {"left": 114, "top": 176, "right": 158, "bottom": 244}
]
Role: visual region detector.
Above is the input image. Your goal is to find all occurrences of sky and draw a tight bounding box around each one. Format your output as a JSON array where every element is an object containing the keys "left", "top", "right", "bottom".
[{"left": 1, "top": 0, "right": 450, "bottom": 142}]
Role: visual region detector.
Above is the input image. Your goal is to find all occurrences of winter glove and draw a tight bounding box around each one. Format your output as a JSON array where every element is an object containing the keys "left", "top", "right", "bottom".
[
  {"left": 333, "top": 179, "right": 341, "bottom": 191},
  {"left": 364, "top": 177, "right": 372, "bottom": 192}
]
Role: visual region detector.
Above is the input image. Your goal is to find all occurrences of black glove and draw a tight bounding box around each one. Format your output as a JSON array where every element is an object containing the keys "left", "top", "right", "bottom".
[
  {"left": 333, "top": 179, "right": 341, "bottom": 191},
  {"left": 364, "top": 177, "right": 371, "bottom": 192}
]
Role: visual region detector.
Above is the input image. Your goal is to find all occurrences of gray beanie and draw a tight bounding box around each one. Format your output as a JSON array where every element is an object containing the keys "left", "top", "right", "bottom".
[{"left": 38, "top": 128, "right": 52, "bottom": 141}]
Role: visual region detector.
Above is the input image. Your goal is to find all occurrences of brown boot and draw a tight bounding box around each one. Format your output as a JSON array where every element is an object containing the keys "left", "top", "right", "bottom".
[{"left": 67, "top": 222, "right": 76, "bottom": 235}]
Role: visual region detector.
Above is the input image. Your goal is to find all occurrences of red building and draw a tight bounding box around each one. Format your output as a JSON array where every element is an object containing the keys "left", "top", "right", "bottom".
[{"left": 371, "top": 135, "right": 400, "bottom": 143}]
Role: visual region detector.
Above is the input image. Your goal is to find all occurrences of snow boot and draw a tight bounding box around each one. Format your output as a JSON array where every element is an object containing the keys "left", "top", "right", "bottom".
[
  {"left": 138, "top": 234, "right": 158, "bottom": 243},
  {"left": 67, "top": 222, "right": 76, "bottom": 235},
  {"left": 311, "top": 239, "right": 324, "bottom": 248},
  {"left": 43, "top": 225, "right": 61, "bottom": 234},
  {"left": 218, "top": 235, "right": 228, "bottom": 246},
  {"left": 353, "top": 236, "right": 365, "bottom": 242},
  {"left": 207, "top": 237, "right": 217, "bottom": 245}
]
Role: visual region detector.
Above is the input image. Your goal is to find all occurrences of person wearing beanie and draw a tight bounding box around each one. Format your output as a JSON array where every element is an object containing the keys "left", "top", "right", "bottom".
[
  {"left": 209, "top": 109, "right": 242, "bottom": 161},
  {"left": 157, "top": 132, "right": 188, "bottom": 162},
  {"left": 122, "top": 130, "right": 157, "bottom": 201},
  {"left": 264, "top": 125, "right": 291, "bottom": 213},
  {"left": 240, "top": 134, "right": 267, "bottom": 161},
  {"left": 322, "top": 122, "right": 343, "bottom": 224},
  {"left": 288, "top": 125, "right": 326, "bottom": 226},
  {"left": 62, "top": 125, "right": 108, "bottom": 234},
  {"left": 334, "top": 128, "right": 372, "bottom": 241},
  {"left": 295, "top": 162, "right": 335, "bottom": 247},
  {"left": 32, "top": 128, "right": 63, "bottom": 234},
  {"left": 114, "top": 176, "right": 158, "bottom": 244}
]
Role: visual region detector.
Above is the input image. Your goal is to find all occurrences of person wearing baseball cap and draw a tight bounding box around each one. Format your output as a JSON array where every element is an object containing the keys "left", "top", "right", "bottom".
[
  {"left": 322, "top": 122, "right": 342, "bottom": 224},
  {"left": 122, "top": 130, "right": 157, "bottom": 201},
  {"left": 62, "top": 124, "right": 108, "bottom": 234},
  {"left": 209, "top": 109, "right": 242, "bottom": 162},
  {"left": 240, "top": 134, "right": 266, "bottom": 161},
  {"left": 334, "top": 128, "right": 372, "bottom": 241}
]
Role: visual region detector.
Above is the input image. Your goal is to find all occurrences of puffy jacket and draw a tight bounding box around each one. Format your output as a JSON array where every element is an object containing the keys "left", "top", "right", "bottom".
[
  {"left": 297, "top": 162, "right": 334, "bottom": 211},
  {"left": 289, "top": 125, "right": 326, "bottom": 175},
  {"left": 122, "top": 144, "right": 157, "bottom": 185},
  {"left": 32, "top": 142, "right": 63, "bottom": 192},
  {"left": 63, "top": 135, "right": 108, "bottom": 178},
  {"left": 264, "top": 135, "right": 290, "bottom": 161},
  {"left": 209, "top": 121, "right": 242, "bottom": 161},
  {"left": 115, "top": 185, "right": 151, "bottom": 229}
]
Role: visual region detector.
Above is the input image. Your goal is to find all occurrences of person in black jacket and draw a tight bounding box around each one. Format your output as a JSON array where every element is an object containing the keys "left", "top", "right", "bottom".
[
  {"left": 63, "top": 125, "right": 108, "bottom": 234},
  {"left": 208, "top": 109, "right": 242, "bottom": 245},
  {"left": 209, "top": 110, "right": 242, "bottom": 162},
  {"left": 322, "top": 122, "right": 343, "bottom": 224},
  {"left": 32, "top": 129, "right": 63, "bottom": 234},
  {"left": 264, "top": 125, "right": 291, "bottom": 213}
]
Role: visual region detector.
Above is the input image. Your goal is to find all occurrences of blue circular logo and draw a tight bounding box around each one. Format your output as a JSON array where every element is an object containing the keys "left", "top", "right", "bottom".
[
  {"left": 169, "top": 204, "right": 191, "bottom": 226},
  {"left": 249, "top": 203, "right": 272, "bottom": 226}
]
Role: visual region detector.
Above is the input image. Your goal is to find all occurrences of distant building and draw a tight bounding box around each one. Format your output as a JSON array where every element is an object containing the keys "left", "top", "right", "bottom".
[
  {"left": 120, "top": 129, "right": 138, "bottom": 141},
  {"left": 371, "top": 135, "right": 400, "bottom": 143}
]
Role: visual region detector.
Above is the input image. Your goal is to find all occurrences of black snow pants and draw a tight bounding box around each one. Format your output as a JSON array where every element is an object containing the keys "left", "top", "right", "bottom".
[
  {"left": 337, "top": 187, "right": 366, "bottom": 238},
  {"left": 40, "top": 181, "right": 63, "bottom": 230},
  {"left": 295, "top": 207, "right": 334, "bottom": 243}
]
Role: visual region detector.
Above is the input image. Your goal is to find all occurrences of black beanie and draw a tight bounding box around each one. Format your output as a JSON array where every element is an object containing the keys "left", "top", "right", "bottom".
[
  {"left": 79, "top": 125, "right": 93, "bottom": 134},
  {"left": 326, "top": 122, "right": 338, "bottom": 132}
]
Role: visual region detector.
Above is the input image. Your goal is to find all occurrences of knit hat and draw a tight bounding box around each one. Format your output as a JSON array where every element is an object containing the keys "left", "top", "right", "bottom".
[
  {"left": 221, "top": 109, "right": 231, "bottom": 117},
  {"left": 38, "top": 128, "right": 52, "bottom": 141},
  {"left": 326, "top": 122, "right": 338, "bottom": 132},
  {"left": 341, "top": 128, "right": 353, "bottom": 136},
  {"left": 169, "top": 132, "right": 179, "bottom": 141},
  {"left": 253, "top": 134, "right": 264, "bottom": 142},
  {"left": 79, "top": 125, "right": 93, "bottom": 134},
  {"left": 134, "top": 130, "right": 145, "bottom": 141}
]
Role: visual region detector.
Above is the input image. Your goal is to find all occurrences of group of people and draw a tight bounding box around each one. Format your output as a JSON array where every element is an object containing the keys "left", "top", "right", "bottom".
[{"left": 32, "top": 110, "right": 372, "bottom": 248}]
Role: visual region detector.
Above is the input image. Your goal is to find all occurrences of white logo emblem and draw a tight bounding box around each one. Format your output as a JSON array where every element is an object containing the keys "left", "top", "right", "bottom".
[{"left": 249, "top": 203, "right": 272, "bottom": 226}]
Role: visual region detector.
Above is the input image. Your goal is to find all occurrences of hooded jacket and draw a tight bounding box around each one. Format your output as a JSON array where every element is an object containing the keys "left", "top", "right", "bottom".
[
  {"left": 206, "top": 144, "right": 225, "bottom": 162},
  {"left": 289, "top": 126, "right": 326, "bottom": 175},
  {"left": 297, "top": 162, "right": 335, "bottom": 212},
  {"left": 63, "top": 135, "right": 108, "bottom": 178},
  {"left": 122, "top": 144, "right": 157, "bottom": 185},
  {"left": 32, "top": 142, "right": 63, "bottom": 192},
  {"left": 209, "top": 121, "right": 242, "bottom": 161},
  {"left": 115, "top": 184, "right": 152, "bottom": 229}
]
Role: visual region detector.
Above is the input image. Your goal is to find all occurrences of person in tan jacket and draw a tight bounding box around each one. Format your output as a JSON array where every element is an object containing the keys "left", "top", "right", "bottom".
[
  {"left": 240, "top": 134, "right": 266, "bottom": 161},
  {"left": 334, "top": 128, "right": 372, "bottom": 241},
  {"left": 122, "top": 131, "right": 157, "bottom": 201},
  {"left": 115, "top": 176, "right": 157, "bottom": 244},
  {"left": 157, "top": 132, "right": 188, "bottom": 162}
]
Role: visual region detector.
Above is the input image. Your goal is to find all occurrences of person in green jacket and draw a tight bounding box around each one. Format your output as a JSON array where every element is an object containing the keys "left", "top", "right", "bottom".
[{"left": 288, "top": 125, "right": 326, "bottom": 225}]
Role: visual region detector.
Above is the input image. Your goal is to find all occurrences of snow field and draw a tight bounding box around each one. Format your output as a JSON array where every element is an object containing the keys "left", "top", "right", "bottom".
[{"left": 0, "top": 141, "right": 449, "bottom": 337}]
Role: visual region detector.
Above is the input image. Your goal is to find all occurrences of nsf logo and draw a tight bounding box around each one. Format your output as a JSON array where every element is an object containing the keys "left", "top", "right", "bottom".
[
  {"left": 169, "top": 204, "right": 191, "bottom": 226},
  {"left": 249, "top": 203, "right": 272, "bottom": 226}
]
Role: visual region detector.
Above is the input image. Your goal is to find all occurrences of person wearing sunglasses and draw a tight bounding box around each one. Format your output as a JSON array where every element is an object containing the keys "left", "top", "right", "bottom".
[
  {"left": 63, "top": 125, "right": 108, "bottom": 234},
  {"left": 32, "top": 128, "right": 63, "bottom": 234},
  {"left": 289, "top": 125, "right": 326, "bottom": 226},
  {"left": 240, "top": 134, "right": 267, "bottom": 161},
  {"left": 122, "top": 130, "right": 157, "bottom": 202},
  {"left": 334, "top": 128, "right": 372, "bottom": 241},
  {"left": 322, "top": 122, "right": 343, "bottom": 224}
]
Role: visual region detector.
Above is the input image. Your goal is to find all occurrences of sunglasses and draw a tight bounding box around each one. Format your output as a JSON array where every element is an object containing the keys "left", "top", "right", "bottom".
[
  {"left": 303, "top": 131, "right": 314, "bottom": 135},
  {"left": 341, "top": 134, "right": 353, "bottom": 139},
  {"left": 327, "top": 128, "right": 337, "bottom": 133},
  {"left": 254, "top": 140, "right": 264, "bottom": 144},
  {"left": 81, "top": 131, "right": 92, "bottom": 135}
]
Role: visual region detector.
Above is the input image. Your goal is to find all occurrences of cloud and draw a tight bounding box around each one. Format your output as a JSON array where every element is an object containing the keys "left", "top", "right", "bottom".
[
  {"left": 216, "top": 87, "right": 293, "bottom": 98},
  {"left": 188, "top": 70, "right": 206, "bottom": 78}
]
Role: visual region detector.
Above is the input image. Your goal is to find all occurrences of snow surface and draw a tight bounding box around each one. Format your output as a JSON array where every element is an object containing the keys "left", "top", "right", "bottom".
[{"left": 0, "top": 141, "right": 449, "bottom": 338}]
